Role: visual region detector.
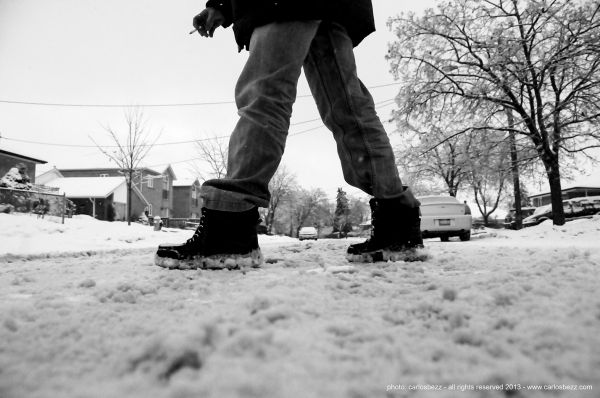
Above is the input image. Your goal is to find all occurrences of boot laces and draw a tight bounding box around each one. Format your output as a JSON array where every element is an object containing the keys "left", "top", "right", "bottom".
[
  {"left": 362, "top": 199, "right": 380, "bottom": 247},
  {"left": 186, "top": 209, "right": 207, "bottom": 245}
]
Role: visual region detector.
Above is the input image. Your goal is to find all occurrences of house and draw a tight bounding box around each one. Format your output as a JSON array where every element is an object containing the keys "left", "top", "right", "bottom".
[
  {"left": 39, "top": 166, "right": 177, "bottom": 221},
  {"left": 36, "top": 166, "right": 63, "bottom": 185},
  {"left": 172, "top": 178, "right": 202, "bottom": 219},
  {"left": 46, "top": 176, "right": 128, "bottom": 221},
  {"left": 132, "top": 166, "right": 177, "bottom": 219},
  {"left": 0, "top": 149, "right": 47, "bottom": 184},
  {"left": 530, "top": 185, "right": 600, "bottom": 207}
]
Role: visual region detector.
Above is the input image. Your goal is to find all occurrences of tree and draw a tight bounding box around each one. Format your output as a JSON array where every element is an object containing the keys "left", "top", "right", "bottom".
[
  {"left": 388, "top": 0, "right": 600, "bottom": 225},
  {"left": 333, "top": 188, "right": 352, "bottom": 236},
  {"left": 191, "top": 135, "right": 228, "bottom": 181},
  {"left": 265, "top": 165, "right": 297, "bottom": 234},
  {"left": 348, "top": 196, "right": 370, "bottom": 224},
  {"left": 466, "top": 130, "right": 511, "bottom": 225},
  {"left": 290, "top": 188, "right": 329, "bottom": 237},
  {"left": 395, "top": 121, "right": 473, "bottom": 197},
  {"left": 92, "top": 108, "right": 159, "bottom": 225}
]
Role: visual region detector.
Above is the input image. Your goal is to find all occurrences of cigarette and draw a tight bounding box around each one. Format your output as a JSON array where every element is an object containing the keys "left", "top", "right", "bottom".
[{"left": 189, "top": 29, "right": 198, "bottom": 34}]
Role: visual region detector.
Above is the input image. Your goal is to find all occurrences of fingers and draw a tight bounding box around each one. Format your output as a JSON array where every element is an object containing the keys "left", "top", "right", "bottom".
[
  {"left": 191, "top": 8, "right": 223, "bottom": 38},
  {"left": 192, "top": 10, "right": 210, "bottom": 37},
  {"left": 204, "top": 14, "right": 223, "bottom": 37}
]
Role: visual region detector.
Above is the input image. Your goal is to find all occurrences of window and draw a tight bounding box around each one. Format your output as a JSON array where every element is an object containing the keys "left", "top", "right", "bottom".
[
  {"left": 161, "top": 174, "right": 169, "bottom": 199},
  {"left": 147, "top": 204, "right": 153, "bottom": 216},
  {"left": 147, "top": 176, "right": 153, "bottom": 188}
]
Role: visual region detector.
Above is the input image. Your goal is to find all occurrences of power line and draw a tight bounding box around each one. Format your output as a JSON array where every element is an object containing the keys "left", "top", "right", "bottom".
[
  {"left": 145, "top": 104, "right": 399, "bottom": 168},
  {"left": 0, "top": 135, "right": 221, "bottom": 148},
  {"left": 1, "top": 98, "right": 398, "bottom": 149},
  {"left": 0, "top": 82, "right": 401, "bottom": 108}
]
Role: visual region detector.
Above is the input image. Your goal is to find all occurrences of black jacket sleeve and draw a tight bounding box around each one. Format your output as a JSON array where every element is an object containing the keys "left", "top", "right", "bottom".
[{"left": 205, "top": 0, "right": 233, "bottom": 28}]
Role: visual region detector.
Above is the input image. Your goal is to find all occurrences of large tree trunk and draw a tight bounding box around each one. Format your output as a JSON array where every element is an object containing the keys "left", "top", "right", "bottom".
[
  {"left": 544, "top": 155, "right": 565, "bottom": 225},
  {"left": 509, "top": 131, "right": 523, "bottom": 229}
]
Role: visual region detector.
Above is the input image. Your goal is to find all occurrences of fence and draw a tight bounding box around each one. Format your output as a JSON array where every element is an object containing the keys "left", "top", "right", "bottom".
[{"left": 0, "top": 187, "right": 69, "bottom": 223}]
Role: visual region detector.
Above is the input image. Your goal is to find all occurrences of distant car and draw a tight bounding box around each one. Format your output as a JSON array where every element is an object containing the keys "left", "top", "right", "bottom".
[
  {"left": 503, "top": 207, "right": 537, "bottom": 229},
  {"left": 522, "top": 204, "right": 552, "bottom": 227},
  {"left": 298, "top": 226, "right": 318, "bottom": 241},
  {"left": 418, "top": 196, "right": 473, "bottom": 241},
  {"left": 523, "top": 196, "right": 600, "bottom": 227}
]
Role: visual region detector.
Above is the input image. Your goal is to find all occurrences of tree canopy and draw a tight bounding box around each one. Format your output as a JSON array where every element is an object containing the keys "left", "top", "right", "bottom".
[{"left": 388, "top": 0, "right": 600, "bottom": 224}]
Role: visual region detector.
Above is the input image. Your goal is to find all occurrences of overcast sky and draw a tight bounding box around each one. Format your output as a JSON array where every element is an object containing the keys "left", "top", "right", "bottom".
[
  {"left": 1, "top": 0, "right": 597, "bottom": 201},
  {"left": 0, "top": 0, "right": 443, "bottom": 199}
]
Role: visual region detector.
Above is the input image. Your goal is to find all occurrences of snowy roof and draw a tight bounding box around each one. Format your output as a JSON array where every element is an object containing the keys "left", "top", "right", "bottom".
[
  {"left": 530, "top": 175, "right": 600, "bottom": 197},
  {"left": 45, "top": 177, "right": 126, "bottom": 198},
  {"left": 173, "top": 178, "right": 199, "bottom": 187}
]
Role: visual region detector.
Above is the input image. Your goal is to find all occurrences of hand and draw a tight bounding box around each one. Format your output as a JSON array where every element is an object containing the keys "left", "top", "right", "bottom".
[{"left": 191, "top": 8, "right": 225, "bottom": 37}]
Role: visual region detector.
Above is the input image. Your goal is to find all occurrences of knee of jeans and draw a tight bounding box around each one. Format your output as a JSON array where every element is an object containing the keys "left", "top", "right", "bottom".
[{"left": 238, "top": 99, "right": 293, "bottom": 132}]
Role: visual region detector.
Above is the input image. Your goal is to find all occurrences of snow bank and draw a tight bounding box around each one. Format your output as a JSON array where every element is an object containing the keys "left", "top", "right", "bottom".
[{"left": 0, "top": 213, "right": 295, "bottom": 259}]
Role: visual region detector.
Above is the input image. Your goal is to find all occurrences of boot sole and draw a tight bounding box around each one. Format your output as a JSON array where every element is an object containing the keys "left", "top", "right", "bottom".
[
  {"left": 346, "top": 247, "right": 428, "bottom": 263},
  {"left": 154, "top": 248, "right": 263, "bottom": 270}
]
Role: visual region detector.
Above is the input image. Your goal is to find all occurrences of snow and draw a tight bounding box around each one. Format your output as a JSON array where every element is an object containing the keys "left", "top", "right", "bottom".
[
  {"left": 45, "top": 177, "right": 126, "bottom": 198},
  {"left": 1, "top": 213, "right": 599, "bottom": 397},
  {"left": 173, "top": 179, "right": 199, "bottom": 187}
]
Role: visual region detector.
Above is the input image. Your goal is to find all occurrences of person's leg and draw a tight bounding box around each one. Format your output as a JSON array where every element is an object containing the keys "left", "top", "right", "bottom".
[
  {"left": 303, "top": 23, "right": 424, "bottom": 262},
  {"left": 200, "top": 20, "right": 321, "bottom": 212},
  {"left": 302, "top": 23, "right": 419, "bottom": 208},
  {"left": 156, "top": 20, "right": 321, "bottom": 270}
]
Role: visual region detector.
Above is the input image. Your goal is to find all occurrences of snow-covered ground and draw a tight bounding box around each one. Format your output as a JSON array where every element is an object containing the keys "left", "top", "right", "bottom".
[{"left": 0, "top": 213, "right": 599, "bottom": 398}]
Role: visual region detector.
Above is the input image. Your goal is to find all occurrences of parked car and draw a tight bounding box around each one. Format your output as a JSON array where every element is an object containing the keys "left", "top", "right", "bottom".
[
  {"left": 570, "top": 195, "right": 600, "bottom": 216},
  {"left": 522, "top": 204, "right": 552, "bottom": 227},
  {"left": 523, "top": 196, "right": 600, "bottom": 227},
  {"left": 298, "top": 226, "right": 318, "bottom": 241},
  {"left": 503, "top": 207, "right": 537, "bottom": 229},
  {"left": 418, "top": 196, "right": 473, "bottom": 241}
]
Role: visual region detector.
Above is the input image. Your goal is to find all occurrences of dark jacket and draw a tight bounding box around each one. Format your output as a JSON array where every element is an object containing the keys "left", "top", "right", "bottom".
[{"left": 205, "top": 0, "right": 375, "bottom": 51}]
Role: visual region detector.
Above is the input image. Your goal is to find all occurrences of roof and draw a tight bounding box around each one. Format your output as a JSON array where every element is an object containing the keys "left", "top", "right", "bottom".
[
  {"left": 36, "top": 167, "right": 63, "bottom": 179},
  {"left": 530, "top": 174, "right": 600, "bottom": 197},
  {"left": 0, "top": 149, "right": 47, "bottom": 164},
  {"left": 45, "top": 177, "right": 126, "bottom": 198},
  {"left": 58, "top": 167, "right": 162, "bottom": 176},
  {"left": 530, "top": 185, "right": 600, "bottom": 199},
  {"left": 162, "top": 165, "right": 177, "bottom": 180},
  {"left": 173, "top": 178, "right": 199, "bottom": 187}
]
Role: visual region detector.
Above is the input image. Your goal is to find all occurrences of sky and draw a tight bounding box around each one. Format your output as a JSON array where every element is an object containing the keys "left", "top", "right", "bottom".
[{"left": 0, "top": 0, "right": 439, "bottom": 201}]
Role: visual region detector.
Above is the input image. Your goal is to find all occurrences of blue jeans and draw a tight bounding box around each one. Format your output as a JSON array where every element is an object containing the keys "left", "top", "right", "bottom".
[{"left": 200, "top": 20, "right": 418, "bottom": 211}]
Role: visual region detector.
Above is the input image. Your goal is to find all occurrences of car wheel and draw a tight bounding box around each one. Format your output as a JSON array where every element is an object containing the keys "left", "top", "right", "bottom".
[
  {"left": 459, "top": 231, "right": 471, "bottom": 241},
  {"left": 440, "top": 236, "right": 450, "bottom": 242}
]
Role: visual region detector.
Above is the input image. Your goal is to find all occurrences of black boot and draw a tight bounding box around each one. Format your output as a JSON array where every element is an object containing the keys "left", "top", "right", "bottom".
[
  {"left": 154, "top": 207, "right": 262, "bottom": 270},
  {"left": 347, "top": 198, "right": 424, "bottom": 262}
]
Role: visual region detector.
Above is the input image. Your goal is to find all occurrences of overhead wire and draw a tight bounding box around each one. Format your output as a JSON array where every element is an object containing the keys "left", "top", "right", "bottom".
[
  {"left": 0, "top": 82, "right": 401, "bottom": 108},
  {"left": 1, "top": 98, "right": 399, "bottom": 148}
]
